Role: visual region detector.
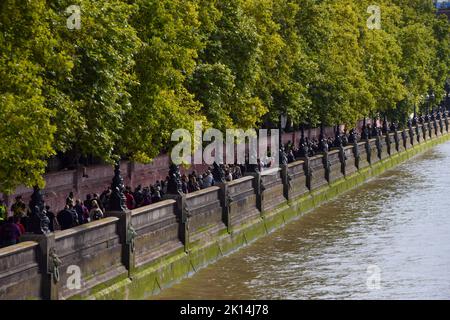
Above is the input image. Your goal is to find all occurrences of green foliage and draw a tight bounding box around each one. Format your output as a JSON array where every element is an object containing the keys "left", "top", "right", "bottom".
[
  {"left": 189, "top": 0, "right": 269, "bottom": 131},
  {"left": 297, "top": 0, "right": 374, "bottom": 127},
  {"left": 0, "top": 0, "right": 56, "bottom": 193},
  {"left": 0, "top": 0, "right": 449, "bottom": 194},
  {"left": 121, "top": 0, "right": 207, "bottom": 163},
  {"left": 48, "top": 0, "right": 142, "bottom": 161}
]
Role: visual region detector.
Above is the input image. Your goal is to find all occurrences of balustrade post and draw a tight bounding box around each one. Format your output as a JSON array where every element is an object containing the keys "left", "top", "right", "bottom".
[
  {"left": 106, "top": 210, "right": 135, "bottom": 278},
  {"left": 402, "top": 129, "right": 408, "bottom": 150},
  {"left": 105, "top": 161, "right": 136, "bottom": 278},
  {"left": 353, "top": 141, "right": 360, "bottom": 170},
  {"left": 303, "top": 157, "right": 312, "bottom": 191},
  {"left": 365, "top": 140, "right": 371, "bottom": 165},
  {"left": 409, "top": 127, "right": 415, "bottom": 147},
  {"left": 445, "top": 112, "right": 449, "bottom": 132},
  {"left": 428, "top": 120, "right": 433, "bottom": 139},
  {"left": 416, "top": 126, "right": 421, "bottom": 144},
  {"left": 245, "top": 171, "right": 264, "bottom": 217},
  {"left": 178, "top": 194, "right": 189, "bottom": 253},
  {"left": 281, "top": 163, "right": 290, "bottom": 201},
  {"left": 385, "top": 133, "right": 392, "bottom": 156},
  {"left": 20, "top": 233, "right": 58, "bottom": 300},
  {"left": 339, "top": 146, "right": 346, "bottom": 176},
  {"left": 322, "top": 152, "right": 331, "bottom": 183},
  {"left": 394, "top": 131, "right": 400, "bottom": 152},
  {"left": 218, "top": 183, "right": 232, "bottom": 234},
  {"left": 375, "top": 135, "right": 383, "bottom": 160}
]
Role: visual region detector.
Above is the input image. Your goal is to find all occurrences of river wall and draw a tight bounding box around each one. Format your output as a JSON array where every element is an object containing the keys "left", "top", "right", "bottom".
[
  {"left": 1, "top": 122, "right": 449, "bottom": 300},
  {"left": 0, "top": 124, "right": 351, "bottom": 212}
]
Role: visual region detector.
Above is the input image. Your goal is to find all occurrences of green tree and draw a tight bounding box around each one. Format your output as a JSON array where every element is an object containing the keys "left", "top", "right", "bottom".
[
  {"left": 122, "top": 0, "right": 207, "bottom": 163},
  {"left": 296, "top": 0, "right": 372, "bottom": 127},
  {"left": 0, "top": 0, "right": 57, "bottom": 193},
  {"left": 391, "top": 0, "right": 450, "bottom": 117},
  {"left": 244, "top": 0, "right": 314, "bottom": 127},
  {"left": 356, "top": 0, "right": 406, "bottom": 119},
  {"left": 189, "top": 0, "right": 268, "bottom": 131},
  {"left": 48, "top": 0, "right": 142, "bottom": 163}
]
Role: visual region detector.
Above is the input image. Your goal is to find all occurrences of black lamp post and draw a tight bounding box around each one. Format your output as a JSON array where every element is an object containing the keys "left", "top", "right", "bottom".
[
  {"left": 372, "top": 117, "right": 379, "bottom": 138},
  {"left": 107, "top": 161, "right": 128, "bottom": 212},
  {"left": 382, "top": 115, "right": 389, "bottom": 135},
  {"left": 413, "top": 104, "right": 421, "bottom": 143},
  {"left": 334, "top": 125, "right": 343, "bottom": 148},
  {"left": 382, "top": 114, "right": 392, "bottom": 152},
  {"left": 277, "top": 113, "right": 288, "bottom": 168},
  {"left": 280, "top": 113, "right": 288, "bottom": 150},
  {"left": 413, "top": 104, "right": 418, "bottom": 126},
  {"left": 299, "top": 126, "right": 308, "bottom": 158},
  {"left": 29, "top": 186, "right": 50, "bottom": 235},
  {"left": 319, "top": 124, "right": 328, "bottom": 153},
  {"left": 361, "top": 118, "right": 368, "bottom": 140}
]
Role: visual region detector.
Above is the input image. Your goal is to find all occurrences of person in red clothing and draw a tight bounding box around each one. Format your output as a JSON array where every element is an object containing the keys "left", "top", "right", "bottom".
[
  {"left": 13, "top": 216, "right": 25, "bottom": 235},
  {"left": 124, "top": 187, "right": 135, "bottom": 210}
]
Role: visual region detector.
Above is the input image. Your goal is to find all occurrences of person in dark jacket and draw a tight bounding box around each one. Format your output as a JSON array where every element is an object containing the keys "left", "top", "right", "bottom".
[
  {"left": 151, "top": 186, "right": 162, "bottom": 203},
  {"left": 57, "top": 202, "right": 79, "bottom": 230},
  {"left": 13, "top": 216, "right": 25, "bottom": 235},
  {"left": 0, "top": 217, "right": 21, "bottom": 247},
  {"left": 66, "top": 192, "right": 74, "bottom": 207},
  {"left": 74, "top": 199, "right": 88, "bottom": 225},
  {"left": 92, "top": 193, "right": 104, "bottom": 212},
  {"left": 45, "top": 205, "right": 57, "bottom": 232},
  {"left": 84, "top": 194, "right": 93, "bottom": 211},
  {"left": 99, "top": 187, "right": 111, "bottom": 211},
  {"left": 133, "top": 185, "right": 144, "bottom": 208}
]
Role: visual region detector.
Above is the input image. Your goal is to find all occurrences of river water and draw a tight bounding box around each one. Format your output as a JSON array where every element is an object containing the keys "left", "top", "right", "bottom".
[{"left": 154, "top": 142, "right": 450, "bottom": 300}]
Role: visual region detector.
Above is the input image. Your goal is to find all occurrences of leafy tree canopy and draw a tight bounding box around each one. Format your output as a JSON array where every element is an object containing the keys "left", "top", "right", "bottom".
[{"left": 0, "top": 0, "right": 449, "bottom": 193}]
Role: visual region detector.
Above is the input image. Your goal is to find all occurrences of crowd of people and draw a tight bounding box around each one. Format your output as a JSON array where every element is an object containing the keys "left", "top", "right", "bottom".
[
  {"left": 121, "top": 164, "right": 245, "bottom": 210},
  {"left": 0, "top": 163, "right": 249, "bottom": 247},
  {"left": 0, "top": 193, "right": 108, "bottom": 247},
  {"left": 3, "top": 119, "right": 431, "bottom": 248}
]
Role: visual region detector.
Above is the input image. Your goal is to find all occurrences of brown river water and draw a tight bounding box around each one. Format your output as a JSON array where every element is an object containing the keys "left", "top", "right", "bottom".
[{"left": 154, "top": 142, "right": 450, "bottom": 300}]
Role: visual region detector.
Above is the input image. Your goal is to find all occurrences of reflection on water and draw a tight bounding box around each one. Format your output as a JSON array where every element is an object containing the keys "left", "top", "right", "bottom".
[{"left": 154, "top": 142, "right": 450, "bottom": 300}]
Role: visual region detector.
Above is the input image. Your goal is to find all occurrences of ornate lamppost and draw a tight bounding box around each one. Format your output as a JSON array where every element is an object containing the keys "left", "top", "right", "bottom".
[
  {"left": 319, "top": 125, "right": 328, "bottom": 153},
  {"left": 29, "top": 186, "right": 50, "bottom": 235},
  {"left": 390, "top": 121, "right": 400, "bottom": 151},
  {"left": 334, "top": 125, "right": 343, "bottom": 148},
  {"left": 361, "top": 118, "right": 369, "bottom": 140},
  {"left": 299, "top": 126, "right": 309, "bottom": 158},
  {"left": 165, "top": 163, "right": 183, "bottom": 195},
  {"left": 383, "top": 115, "right": 392, "bottom": 155},
  {"left": 107, "top": 161, "right": 128, "bottom": 212},
  {"left": 374, "top": 117, "right": 383, "bottom": 159},
  {"left": 279, "top": 113, "right": 288, "bottom": 152},
  {"left": 425, "top": 91, "right": 435, "bottom": 138},
  {"left": 407, "top": 114, "right": 414, "bottom": 146},
  {"left": 413, "top": 105, "right": 421, "bottom": 143}
]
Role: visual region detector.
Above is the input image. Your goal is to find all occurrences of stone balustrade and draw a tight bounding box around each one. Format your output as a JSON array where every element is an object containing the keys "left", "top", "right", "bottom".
[{"left": 1, "top": 122, "right": 448, "bottom": 300}]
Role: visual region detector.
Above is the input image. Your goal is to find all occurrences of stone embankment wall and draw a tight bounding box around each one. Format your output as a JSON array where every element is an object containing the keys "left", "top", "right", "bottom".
[{"left": 1, "top": 122, "right": 449, "bottom": 300}]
